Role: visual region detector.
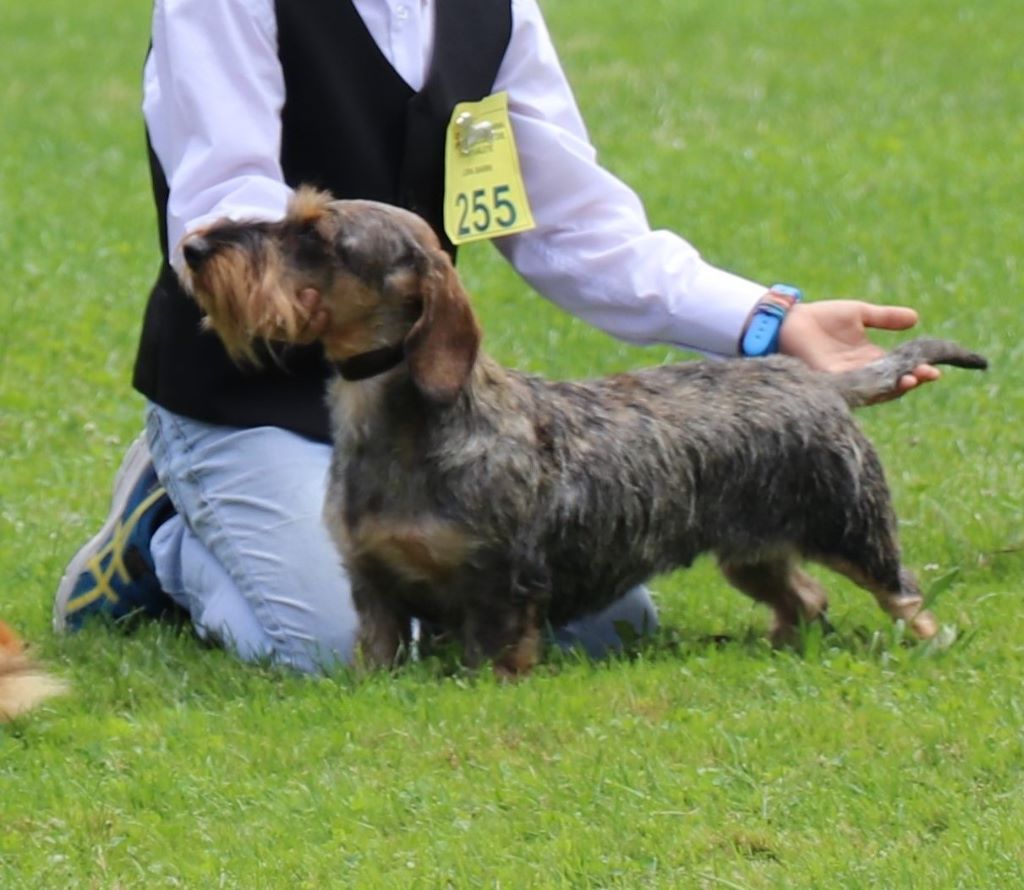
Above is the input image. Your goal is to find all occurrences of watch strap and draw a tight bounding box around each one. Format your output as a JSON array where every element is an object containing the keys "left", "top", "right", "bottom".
[{"left": 740, "top": 284, "right": 802, "bottom": 357}]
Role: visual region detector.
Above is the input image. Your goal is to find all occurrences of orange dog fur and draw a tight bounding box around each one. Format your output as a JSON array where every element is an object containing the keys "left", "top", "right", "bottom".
[{"left": 0, "top": 621, "right": 66, "bottom": 721}]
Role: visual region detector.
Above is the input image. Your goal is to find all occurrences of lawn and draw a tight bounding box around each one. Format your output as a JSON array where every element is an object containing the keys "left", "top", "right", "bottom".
[{"left": 2, "top": 0, "right": 1022, "bottom": 887}]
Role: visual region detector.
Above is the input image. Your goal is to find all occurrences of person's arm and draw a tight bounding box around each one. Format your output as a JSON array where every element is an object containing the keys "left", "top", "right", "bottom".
[
  {"left": 492, "top": 0, "right": 764, "bottom": 357},
  {"left": 495, "top": 0, "right": 936, "bottom": 392},
  {"left": 145, "top": 0, "right": 290, "bottom": 272}
]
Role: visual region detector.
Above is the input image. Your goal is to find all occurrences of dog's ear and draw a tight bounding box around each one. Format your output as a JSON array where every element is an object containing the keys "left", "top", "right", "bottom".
[{"left": 404, "top": 249, "right": 481, "bottom": 405}]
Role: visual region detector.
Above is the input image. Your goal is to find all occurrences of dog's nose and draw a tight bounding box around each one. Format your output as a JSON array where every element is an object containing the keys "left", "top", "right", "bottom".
[{"left": 182, "top": 237, "right": 212, "bottom": 270}]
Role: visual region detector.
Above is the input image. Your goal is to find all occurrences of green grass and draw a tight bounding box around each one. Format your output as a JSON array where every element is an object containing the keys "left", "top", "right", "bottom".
[{"left": 2, "top": 0, "right": 1023, "bottom": 886}]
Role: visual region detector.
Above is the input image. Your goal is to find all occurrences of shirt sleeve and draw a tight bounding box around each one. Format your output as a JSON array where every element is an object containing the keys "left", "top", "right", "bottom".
[
  {"left": 145, "top": 0, "right": 291, "bottom": 271},
  {"left": 492, "top": 0, "right": 766, "bottom": 357}
]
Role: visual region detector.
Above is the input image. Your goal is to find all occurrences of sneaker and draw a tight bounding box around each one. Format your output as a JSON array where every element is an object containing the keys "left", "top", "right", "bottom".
[{"left": 53, "top": 434, "right": 176, "bottom": 632}]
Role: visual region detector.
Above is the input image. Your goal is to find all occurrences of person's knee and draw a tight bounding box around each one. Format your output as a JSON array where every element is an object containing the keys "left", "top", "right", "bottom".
[
  {"left": 551, "top": 585, "right": 658, "bottom": 659},
  {"left": 202, "top": 594, "right": 359, "bottom": 673},
  {"left": 236, "top": 563, "right": 359, "bottom": 672},
  {"left": 269, "top": 610, "right": 359, "bottom": 673}
]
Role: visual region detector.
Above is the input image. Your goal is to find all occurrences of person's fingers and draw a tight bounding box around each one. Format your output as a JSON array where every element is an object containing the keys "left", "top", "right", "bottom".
[
  {"left": 306, "top": 307, "right": 330, "bottom": 337},
  {"left": 286, "top": 288, "right": 328, "bottom": 342},
  {"left": 859, "top": 303, "right": 919, "bottom": 332},
  {"left": 885, "top": 366, "right": 940, "bottom": 401},
  {"left": 864, "top": 373, "right": 917, "bottom": 404},
  {"left": 298, "top": 288, "right": 320, "bottom": 314}
]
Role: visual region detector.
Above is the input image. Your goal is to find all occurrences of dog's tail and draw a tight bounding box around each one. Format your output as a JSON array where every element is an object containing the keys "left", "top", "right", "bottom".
[
  {"left": 0, "top": 621, "right": 67, "bottom": 722},
  {"left": 829, "top": 338, "right": 988, "bottom": 408}
]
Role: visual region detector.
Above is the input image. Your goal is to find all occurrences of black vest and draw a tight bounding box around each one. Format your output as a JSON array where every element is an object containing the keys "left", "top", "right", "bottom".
[{"left": 133, "top": 0, "right": 512, "bottom": 442}]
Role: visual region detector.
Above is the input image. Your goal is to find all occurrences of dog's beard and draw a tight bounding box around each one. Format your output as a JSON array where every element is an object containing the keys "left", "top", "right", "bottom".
[{"left": 189, "top": 246, "right": 309, "bottom": 365}]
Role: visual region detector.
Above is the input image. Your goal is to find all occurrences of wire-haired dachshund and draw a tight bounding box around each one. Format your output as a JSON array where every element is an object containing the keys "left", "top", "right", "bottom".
[{"left": 181, "top": 188, "right": 987, "bottom": 675}]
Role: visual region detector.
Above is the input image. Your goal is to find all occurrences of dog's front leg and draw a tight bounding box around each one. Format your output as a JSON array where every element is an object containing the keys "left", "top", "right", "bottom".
[
  {"left": 462, "top": 600, "right": 544, "bottom": 679},
  {"left": 461, "top": 554, "right": 551, "bottom": 679},
  {"left": 351, "top": 579, "right": 410, "bottom": 669}
]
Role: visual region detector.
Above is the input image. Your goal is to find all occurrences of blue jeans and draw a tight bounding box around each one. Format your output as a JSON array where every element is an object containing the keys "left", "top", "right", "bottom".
[{"left": 146, "top": 403, "right": 657, "bottom": 672}]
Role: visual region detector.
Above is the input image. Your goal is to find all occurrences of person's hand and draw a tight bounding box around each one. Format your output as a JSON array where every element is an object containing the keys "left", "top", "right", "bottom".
[
  {"left": 778, "top": 299, "right": 941, "bottom": 399},
  {"left": 296, "top": 288, "right": 330, "bottom": 343}
]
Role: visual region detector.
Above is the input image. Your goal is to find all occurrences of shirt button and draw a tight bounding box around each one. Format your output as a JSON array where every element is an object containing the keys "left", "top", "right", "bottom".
[{"left": 395, "top": 4, "right": 409, "bottom": 20}]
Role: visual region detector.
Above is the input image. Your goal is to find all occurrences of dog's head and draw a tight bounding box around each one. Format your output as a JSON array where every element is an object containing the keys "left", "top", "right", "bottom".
[{"left": 180, "top": 188, "right": 481, "bottom": 404}]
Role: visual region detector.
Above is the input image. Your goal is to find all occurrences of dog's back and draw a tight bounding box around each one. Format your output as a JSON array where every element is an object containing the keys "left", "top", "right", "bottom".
[{"left": 419, "top": 355, "right": 883, "bottom": 623}]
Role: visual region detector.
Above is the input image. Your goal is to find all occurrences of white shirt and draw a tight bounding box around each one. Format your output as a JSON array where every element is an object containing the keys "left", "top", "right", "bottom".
[{"left": 144, "top": 0, "right": 766, "bottom": 357}]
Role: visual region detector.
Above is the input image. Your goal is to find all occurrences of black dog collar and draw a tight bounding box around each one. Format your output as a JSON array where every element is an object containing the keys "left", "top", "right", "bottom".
[{"left": 334, "top": 343, "right": 406, "bottom": 381}]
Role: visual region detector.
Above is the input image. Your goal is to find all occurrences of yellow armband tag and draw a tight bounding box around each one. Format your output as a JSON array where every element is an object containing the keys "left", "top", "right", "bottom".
[{"left": 443, "top": 91, "right": 536, "bottom": 245}]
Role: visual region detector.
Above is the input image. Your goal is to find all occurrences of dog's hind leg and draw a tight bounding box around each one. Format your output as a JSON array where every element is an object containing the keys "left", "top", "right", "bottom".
[
  {"left": 719, "top": 556, "right": 830, "bottom": 646},
  {"left": 824, "top": 557, "right": 938, "bottom": 640},
  {"left": 810, "top": 487, "right": 938, "bottom": 639},
  {"left": 811, "top": 438, "right": 938, "bottom": 639}
]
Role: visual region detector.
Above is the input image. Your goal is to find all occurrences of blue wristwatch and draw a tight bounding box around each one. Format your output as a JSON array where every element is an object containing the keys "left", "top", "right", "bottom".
[{"left": 740, "top": 284, "right": 802, "bottom": 357}]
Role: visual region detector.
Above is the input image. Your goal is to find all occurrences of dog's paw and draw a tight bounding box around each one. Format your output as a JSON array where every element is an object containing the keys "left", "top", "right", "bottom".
[{"left": 909, "top": 608, "right": 939, "bottom": 640}]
